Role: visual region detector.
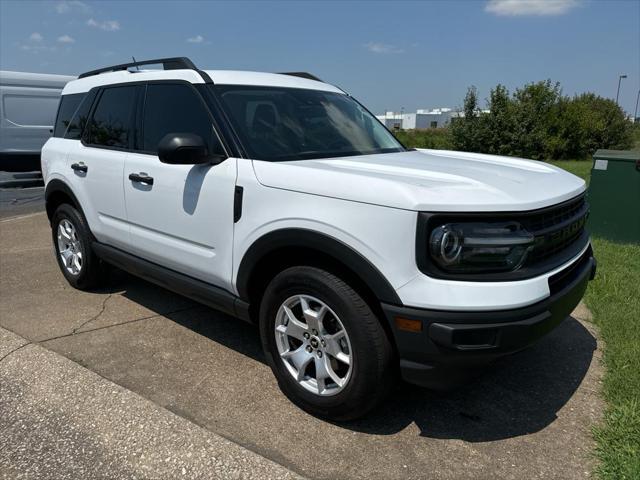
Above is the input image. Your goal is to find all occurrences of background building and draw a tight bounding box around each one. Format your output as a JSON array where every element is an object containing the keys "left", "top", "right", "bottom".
[{"left": 376, "top": 108, "right": 463, "bottom": 130}]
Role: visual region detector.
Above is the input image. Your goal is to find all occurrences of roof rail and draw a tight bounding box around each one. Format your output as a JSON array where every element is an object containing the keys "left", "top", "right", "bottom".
[
  {"left": 279, "top": 72, "right": 323, "bottom": 82},
  {"left": 79, "top": 57, "right": 197, "bottom": 79}
]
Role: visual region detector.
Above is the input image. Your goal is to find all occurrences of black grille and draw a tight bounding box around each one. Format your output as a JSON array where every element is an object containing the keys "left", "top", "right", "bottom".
[{"left": 521, "top": 194, "right": 589, "bottom": 265}]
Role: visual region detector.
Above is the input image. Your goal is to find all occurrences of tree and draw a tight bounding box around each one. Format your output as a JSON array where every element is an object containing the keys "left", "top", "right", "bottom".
[
  {"left": 451, "top": 86, "right": 482, "bottom": 152},
  {"left": 511, "top": 80, "right": 562, "bottom": 159},
  {"left": 485, "top": 84, "right": 514, "bottom": 156},
  {"left": 450, "top": 80, "right": 633, "bottom": 160}
]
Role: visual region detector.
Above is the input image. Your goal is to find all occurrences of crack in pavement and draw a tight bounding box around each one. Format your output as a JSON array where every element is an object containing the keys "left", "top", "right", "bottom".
[
  {"left": 45, "top": 305, "right": 199, "bottom": 343},
  {"left": 72, "top": 294, "right": 114, "bottom": 334},
  {"left": 0, "top": 342, "right": 32, "bottom": 364},
  {"left": 2, "top": 305, "right": 199, "bottom": 356}
]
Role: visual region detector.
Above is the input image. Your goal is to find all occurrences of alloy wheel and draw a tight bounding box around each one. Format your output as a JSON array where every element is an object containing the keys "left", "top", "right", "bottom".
[
  {"left": 57, "top": 219, "right": 83, "bottom": 275},
  {"left": 274, "top": 294, "right": 353, "bottom": 396}
]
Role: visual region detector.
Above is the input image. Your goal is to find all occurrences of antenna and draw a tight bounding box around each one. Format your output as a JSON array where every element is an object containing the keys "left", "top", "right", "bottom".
[{"left": 132, "top": 56, "right": 139, "bottom": 71}]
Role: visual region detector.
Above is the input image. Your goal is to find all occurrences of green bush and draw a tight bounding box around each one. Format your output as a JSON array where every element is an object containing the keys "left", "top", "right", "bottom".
[
  {"left": 393, "top": 128, "right": 453, "bottom": 150},
  {"left": 450, "top": 80, "right": 634, "bottom": 160}
]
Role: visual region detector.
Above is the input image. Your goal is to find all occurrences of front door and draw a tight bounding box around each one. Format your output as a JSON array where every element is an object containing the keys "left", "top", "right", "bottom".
[{"left": 123, "top": 82, "right": 237, "bottom": 291}]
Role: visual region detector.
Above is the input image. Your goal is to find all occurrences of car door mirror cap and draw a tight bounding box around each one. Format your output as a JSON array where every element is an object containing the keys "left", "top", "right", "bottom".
[{"left": 158, "top": 133, "right": 227, "bottom": 165}]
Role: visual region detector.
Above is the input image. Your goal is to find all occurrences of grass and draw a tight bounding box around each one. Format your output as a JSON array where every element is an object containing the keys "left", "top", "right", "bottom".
[
  {"left": 393, "top": 128, "right": 453, "bottom": 150},
  {"left": 548, "top": 160, "right": 593, "bottom": 183},
  {"left": 546, "top": 159, "right": 640, "bottom": 479}
]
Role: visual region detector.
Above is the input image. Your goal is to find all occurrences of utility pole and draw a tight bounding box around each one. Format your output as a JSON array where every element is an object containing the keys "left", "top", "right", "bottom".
[
  {"left": 616, "top": 74, "right": 627, "bottom": 105},
  {"left": 634, "top": 89, "right": 640, "bottom": 123}
]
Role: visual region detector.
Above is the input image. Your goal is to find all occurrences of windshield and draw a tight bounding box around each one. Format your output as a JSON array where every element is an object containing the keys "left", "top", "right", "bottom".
[{"left": 213, "top": 85, "right": 405, "bottom": 161}]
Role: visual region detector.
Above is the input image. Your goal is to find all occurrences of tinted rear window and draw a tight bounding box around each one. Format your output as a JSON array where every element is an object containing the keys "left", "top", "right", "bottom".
[
  {"left": 53, "top": 94, "right": 84, "bottom": 137},
  {"left": 87, "top": 86, "right": 136, "bottom": 148},
  {"left": 65, "top": 91, "right": 96, "bottom": 140}
]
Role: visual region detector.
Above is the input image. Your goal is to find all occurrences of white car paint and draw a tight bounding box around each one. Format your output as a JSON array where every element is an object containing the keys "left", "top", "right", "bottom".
[
  {"left": 66, "top": 140, "right": 130, "bottom": 250},
  {"left": 60, "top": 69, "right": 341, "bottom": 96},
  {"left": 124, "top": 151, "right": 238, "bottom": 291},
  {"left": 252, "top": 149, "right": 586, "bottom": 212},
  {"left": 43, "top": 67, "right": 589, "bottom": 313}
]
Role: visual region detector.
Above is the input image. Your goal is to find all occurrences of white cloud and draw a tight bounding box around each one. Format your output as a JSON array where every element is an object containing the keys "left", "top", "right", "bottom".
[
  {"left": 364, "top": 42, "right": 404, "bottom": 54},
  {"left": 187, "top": 35, "right": 205, "bottom": 44},
  {"left": 87, "top": 18, "right": 120, "bottom": 31},
  {"left": 21, "top": 44, "right": 57, "bottom": 53},
  {"left": 55, "top": 0, "right": 89, "bottom": 14},
  {"left": 485, "top": 0, "right": 579, "bottom": 16},
  {"left": 19, "top": 32, "right": 56, "bottom": 53},
  {"left": 57, "top": 34, "right": 75, "bottom": 44}
]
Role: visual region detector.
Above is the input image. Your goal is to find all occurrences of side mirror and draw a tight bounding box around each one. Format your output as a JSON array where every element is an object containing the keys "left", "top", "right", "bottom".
[{"left": 158, "top": 133, "right": 227, "bottom": 165}]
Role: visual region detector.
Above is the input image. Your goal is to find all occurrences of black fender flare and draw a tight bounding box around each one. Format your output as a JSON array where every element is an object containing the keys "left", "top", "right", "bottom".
[
  {"left": 44, "top": 179, "right": 82, "bottom": 220},
  {"left": 236, "top": 228, "right": 402, "bottom": 305}
]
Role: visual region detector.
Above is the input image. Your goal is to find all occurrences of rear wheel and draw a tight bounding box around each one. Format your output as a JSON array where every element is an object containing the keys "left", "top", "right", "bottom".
[
  {"left": 51, "top": 204, "right": 103, "bottom": 290},
  {"left": 259, "top": 266, "right": 394, "bottom": 420}
]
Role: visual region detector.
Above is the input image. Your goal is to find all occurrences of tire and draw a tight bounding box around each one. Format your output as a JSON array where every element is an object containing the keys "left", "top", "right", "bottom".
[
  {"left": 259, "top": 266, "right": 394, "bottom": 420},
  {"left": 51, "top": 203, "right": 103, "bottom": 290}
]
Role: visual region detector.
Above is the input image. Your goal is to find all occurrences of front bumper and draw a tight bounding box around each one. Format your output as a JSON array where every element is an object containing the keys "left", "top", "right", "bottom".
[{"left": 381, "top": 247, "right": 596, "bottom": 389}]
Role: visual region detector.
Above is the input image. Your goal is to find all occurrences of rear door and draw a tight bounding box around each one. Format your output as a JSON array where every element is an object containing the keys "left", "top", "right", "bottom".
[
  {"left": 67, "top": 85, "right": 138, "bottom": 249},
  {"left": 123, "top": 82, "right": 237, "bottom": 290}
]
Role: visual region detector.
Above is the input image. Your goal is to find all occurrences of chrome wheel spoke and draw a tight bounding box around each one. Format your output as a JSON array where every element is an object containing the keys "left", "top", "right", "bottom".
[
  {"left": 300, "top": 297, "right": 327, "bottom": 332},
  {"left": 324, "top": 330, "right": 348, "bottom": 360},
  {"left": 58, "top": 223, "right": 71, "bottom": 241},
  {"left": 274, "top": 294, "right": 353, "bottom": 397},
  {"left": 278, "top": 306, "right": 309, "bottom": 341},
  {"left": 315, "top": 355, "right": 343, "bottom": 392},
  {"left": 72, "top": 254, "right": 82, "bottom": 273},
  {"left": 281, "top": 345, "right": 313, "bottom": 380},
  {"left": 60, "top": 248, "right": 73, "bottom": 266}
]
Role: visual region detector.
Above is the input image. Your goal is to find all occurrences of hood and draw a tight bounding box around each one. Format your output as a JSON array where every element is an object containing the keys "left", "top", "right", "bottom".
[{"left": 251, "top": 149, "right": 586, "bottom": 212}]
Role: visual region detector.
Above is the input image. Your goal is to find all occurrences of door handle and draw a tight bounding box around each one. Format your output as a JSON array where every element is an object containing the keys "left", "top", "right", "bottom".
[
  {"left": 71, "top": 162, "right": 88, "bottom": 173},
  {"left": 129, "top": 172, "right": 154, "bottom": 185}
]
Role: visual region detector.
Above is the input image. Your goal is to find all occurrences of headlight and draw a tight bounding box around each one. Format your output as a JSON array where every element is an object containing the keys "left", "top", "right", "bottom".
[{"left": 429, "top": 222, "right": 534, "bottom": 273}]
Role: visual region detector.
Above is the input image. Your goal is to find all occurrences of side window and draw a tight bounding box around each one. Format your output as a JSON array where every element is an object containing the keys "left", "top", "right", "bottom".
[
  {"left": 87, "top": 86, "right": 136, "bottom": 148},
  {"left": 64, "top": 91, "right": 95, "bottom": 140},
  {"left": 53, "top": 94, "right": 84, "bottom": 138},
  {"left": 142, "top": 83, "right": 213, "bottom": 154}
]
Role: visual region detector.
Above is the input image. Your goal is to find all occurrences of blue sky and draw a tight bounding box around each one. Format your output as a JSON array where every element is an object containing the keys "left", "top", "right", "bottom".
[{"left": 1, "top": 0, "right": 638, "bottom": 115}]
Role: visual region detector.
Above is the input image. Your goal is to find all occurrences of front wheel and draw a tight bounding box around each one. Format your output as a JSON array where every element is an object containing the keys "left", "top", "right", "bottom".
[{"left": 259, "top": 266, "right": 394, "bottom": 420}]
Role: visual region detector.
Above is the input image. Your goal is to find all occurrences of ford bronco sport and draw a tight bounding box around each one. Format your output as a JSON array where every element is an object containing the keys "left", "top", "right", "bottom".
[{"left": 42, "top": 57, "right": 596, "bottom": 420}]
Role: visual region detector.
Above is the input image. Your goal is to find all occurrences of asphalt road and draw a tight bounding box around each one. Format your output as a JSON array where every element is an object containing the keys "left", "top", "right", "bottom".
[
  {"left": 0, "top": 205, "right": 605, "bottom": 479},
  {"left": 0, "top": 171, "right": 45, "bottom": 219}
]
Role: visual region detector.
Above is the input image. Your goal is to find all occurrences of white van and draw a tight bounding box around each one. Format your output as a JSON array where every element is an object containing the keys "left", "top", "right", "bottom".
[{"left": 0, "top": 71, "right": 75, "bottom": 172}]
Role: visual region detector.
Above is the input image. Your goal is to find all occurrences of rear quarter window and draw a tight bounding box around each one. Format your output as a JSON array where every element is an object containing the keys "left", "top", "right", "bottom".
[{"left": 53, "top": 93, "right": 85, "bottom": 138}]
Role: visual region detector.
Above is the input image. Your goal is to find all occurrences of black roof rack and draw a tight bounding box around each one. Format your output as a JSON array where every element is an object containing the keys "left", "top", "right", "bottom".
[
  {"left": 79, "top": 57, "right": 197, "bottom": 79},
  {"left": 279, "top": 72, "right": 323, "bottom": 82}
]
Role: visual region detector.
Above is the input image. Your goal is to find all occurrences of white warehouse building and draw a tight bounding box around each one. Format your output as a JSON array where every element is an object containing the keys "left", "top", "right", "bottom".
[{"left": 376, "top": 108, "right": 463, "bottom": 130}]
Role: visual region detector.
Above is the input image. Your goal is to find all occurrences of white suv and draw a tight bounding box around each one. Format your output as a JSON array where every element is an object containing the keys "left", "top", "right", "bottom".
[{"left": 42, "top": 57, "right": 596, "bottom": 420}]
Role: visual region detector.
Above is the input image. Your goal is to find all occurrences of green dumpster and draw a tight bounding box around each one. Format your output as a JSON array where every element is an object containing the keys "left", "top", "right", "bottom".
[{"left": 587, "top": 149, "right": 640, "bottom": 244}]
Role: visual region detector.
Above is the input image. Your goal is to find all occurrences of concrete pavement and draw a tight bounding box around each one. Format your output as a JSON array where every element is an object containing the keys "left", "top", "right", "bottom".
[
  {"left": 0, "top": 210, "right": 605, "bottom": 479},
  {"left": 0, "top": 327, "right": 302, "bottom": 480}
]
